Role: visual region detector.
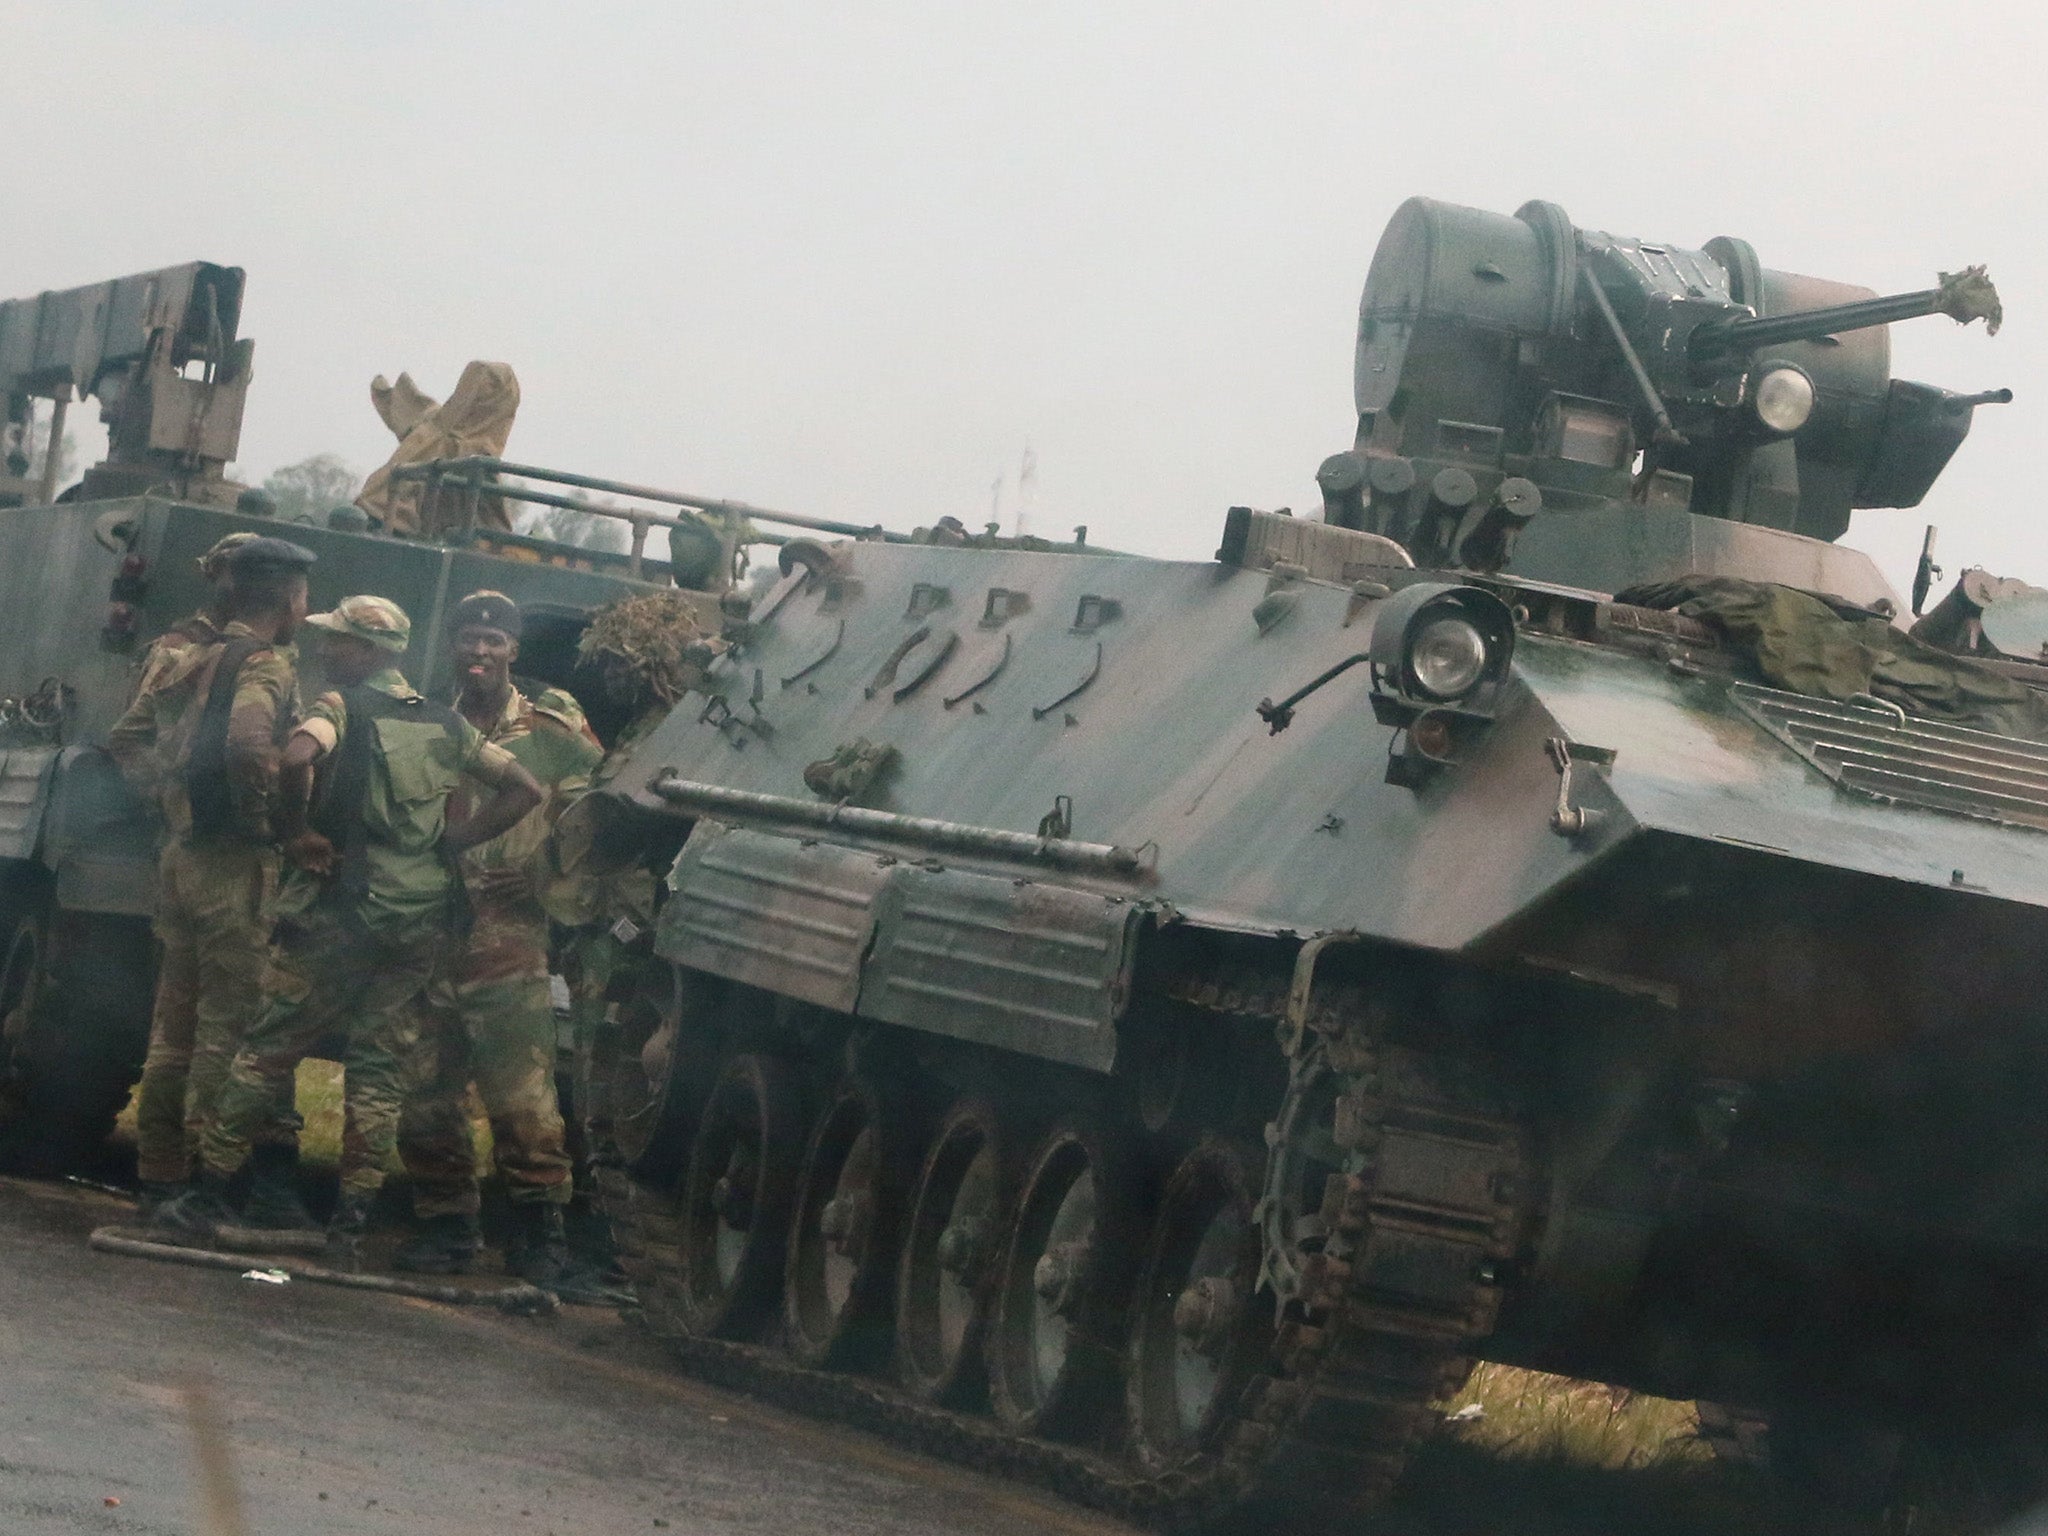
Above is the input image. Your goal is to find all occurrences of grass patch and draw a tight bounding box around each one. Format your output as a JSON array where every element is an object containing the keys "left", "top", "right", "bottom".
[
  {"left": 293, "top": 1059, "right": 346, "bottom": 1169},
  {"left": 296, "top": 1059, "right": 492, "bottom": 1174},
  {"left": 1381, "top": 1365, "right": 1867, "bottom": 1536}
]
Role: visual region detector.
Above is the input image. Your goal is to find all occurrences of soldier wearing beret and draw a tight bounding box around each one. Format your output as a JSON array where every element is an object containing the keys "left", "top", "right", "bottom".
[
  {"left": 162, "top": 594, "right": 542, "bottom": 1252},
  {"left": 121, "top": 530, "right": 264, "bottom": 708},
  {"left": 108, "top": 537, "right": 317, "bottom": 1221},
  {"left": 392, "top": 591, "right": 602, "bottom": 1287}
]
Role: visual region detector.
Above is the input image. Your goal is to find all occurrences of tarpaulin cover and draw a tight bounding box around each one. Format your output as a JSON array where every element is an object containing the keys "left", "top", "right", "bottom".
[
  {"left": 1618, "top": 575, "right": 2048, "bottom": 741},
  {"left": 354, "top": 361, "right": 521, "bottom": 537}
]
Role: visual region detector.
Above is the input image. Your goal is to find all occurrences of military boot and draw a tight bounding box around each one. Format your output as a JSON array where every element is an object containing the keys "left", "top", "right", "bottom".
[
  {"left": 239, "top": 1144, "right": 318, "bottom": 1232},
  {"left": 504, "top": 1202, "right": 571, "bottom": 1290},
  {"left": 149, "top": 1172, "right": 237, "bottom": 1243},
  {"left": 391, "top": 1212, "right": 483, "bottom": 1276},
  {"left": 325, "top": 1188, "right": 378, "bottom": 1271}
]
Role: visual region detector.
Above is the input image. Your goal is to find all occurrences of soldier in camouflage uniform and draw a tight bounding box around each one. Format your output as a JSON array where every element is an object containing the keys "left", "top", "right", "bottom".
[
  {"left": 392, "top": 591, "right": 602, "bottom": 1285},
  {"left": 107, "top": 538, "right": 316, "bottom": 1220},
  {"left": 546, "top": 591, "right": 720, "bottom": 1177},
  {"left": 125, "top": 531, "right": 262, "bottom": 705},
  {"left": 160, "top": 595, "right": 542, "bottom": 1248}
]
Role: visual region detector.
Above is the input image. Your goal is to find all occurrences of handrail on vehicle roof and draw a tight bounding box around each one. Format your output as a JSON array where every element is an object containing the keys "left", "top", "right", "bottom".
[{"left": 389, "top": 455, "right": 913, "bottom": 581}]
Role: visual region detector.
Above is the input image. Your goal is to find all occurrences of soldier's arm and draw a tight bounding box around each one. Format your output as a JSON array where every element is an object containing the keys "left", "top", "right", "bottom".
[
  {"left": 443, "top": 740, "right": 542, "bottom": 854},
  {"left": 278, "top": 694, "right": 344, "bottom": 873},
  {"left": 104, "top": 678, "right": 164, "bottom": 799},
  {"left": 223, "top": 652, "right": 294, "bottom": 843},
  {"left": 532, "top": 719, "right": 603, "bottom": 828}
]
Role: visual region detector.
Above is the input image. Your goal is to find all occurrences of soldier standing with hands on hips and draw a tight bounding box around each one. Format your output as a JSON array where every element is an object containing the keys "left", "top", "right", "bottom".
[
  {"left": 157, "top": 595, "right": 541, "bottom": 1254},
  {"left": 393, "top": 591, "right": 602, "bottom": 1288}
]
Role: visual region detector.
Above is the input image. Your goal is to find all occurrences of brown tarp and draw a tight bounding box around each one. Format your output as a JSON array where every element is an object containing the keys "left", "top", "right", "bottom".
[
  {"left": 1617, "top": 575, "right": 2048, "bottom": 742},
  {"left": 353, "top": 361, "right": 520, "bottom": 538}
]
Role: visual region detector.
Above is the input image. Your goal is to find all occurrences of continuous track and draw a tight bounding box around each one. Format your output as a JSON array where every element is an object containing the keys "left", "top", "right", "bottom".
[{"left": 597, "top": 962, "right": 1527, "bottom": 1530}]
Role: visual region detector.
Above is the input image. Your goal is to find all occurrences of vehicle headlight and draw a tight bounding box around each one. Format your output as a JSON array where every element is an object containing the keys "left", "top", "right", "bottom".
[
  {"left": 1408, "top": 615, "right": 1490, "bottom": 700},
  {"left": 1752, "top": 365, "right": 1815, "bottom": 435},
  {"left": 1368, "top": 580, "right": 1516, "bottom": 719}
]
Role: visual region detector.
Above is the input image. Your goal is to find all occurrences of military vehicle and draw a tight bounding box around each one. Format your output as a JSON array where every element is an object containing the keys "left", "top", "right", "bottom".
[
  {"left": 563, "top": 198, "right": 2048, "bottom": 1527},
  {"left": 0, "top": 263, "right": 875, "bottom": 1170}
]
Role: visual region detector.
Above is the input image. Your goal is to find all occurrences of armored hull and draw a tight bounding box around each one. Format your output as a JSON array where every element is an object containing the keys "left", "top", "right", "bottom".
[
  {"left": 572, "top": 195, "right": 2033, "bottom": 1526},
  {"left": 574, "top": 533, "right": 2048, "bottom": 1527}
]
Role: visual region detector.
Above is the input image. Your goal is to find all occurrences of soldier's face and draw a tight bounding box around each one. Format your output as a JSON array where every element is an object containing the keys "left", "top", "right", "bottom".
[
  {"left": 317, "top": 633, "right": 385, "bottom": 687},
  {"left": 598, "top": 656, "right": 641, "bottom": 706},
  {"left": 453, "top": 624, "right": 517, "bottom": 698}
]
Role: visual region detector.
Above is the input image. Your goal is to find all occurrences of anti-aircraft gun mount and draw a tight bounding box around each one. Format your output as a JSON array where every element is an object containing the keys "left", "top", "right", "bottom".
[
  {"left": 0, "top": 262, "right": 253, "bottom": 510},
  {"left": 1316, "top": 198, "right": 2008, "bottom": 597}
]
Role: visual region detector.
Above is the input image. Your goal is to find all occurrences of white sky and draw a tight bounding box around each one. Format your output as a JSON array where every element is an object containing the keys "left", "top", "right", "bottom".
[{"left": 3, "top": 1, "right": 2039, "bottom": 597}]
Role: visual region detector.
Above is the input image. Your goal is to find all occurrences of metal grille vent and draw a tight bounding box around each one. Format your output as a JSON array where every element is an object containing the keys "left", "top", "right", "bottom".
[{"left": 1730, "top": 682, "right": 2048, "bottom": 834}]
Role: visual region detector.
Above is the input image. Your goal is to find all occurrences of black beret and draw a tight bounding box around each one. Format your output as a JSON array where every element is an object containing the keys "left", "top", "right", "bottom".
[
  {"left": 225, "top": 536, "right": 318, "bottom": 573},
  {"left": 451, "top": 589, "right": 523, "bottom": 637}
]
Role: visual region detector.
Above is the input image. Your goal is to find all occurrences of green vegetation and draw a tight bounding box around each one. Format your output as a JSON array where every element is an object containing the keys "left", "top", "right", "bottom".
[{"left": 260, "top": 453, "right": 360, "bottom": 525}]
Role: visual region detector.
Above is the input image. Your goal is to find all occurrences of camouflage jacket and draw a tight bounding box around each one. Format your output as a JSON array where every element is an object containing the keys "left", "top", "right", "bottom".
[
  {"left": 105, "top": 620, "right": 299, "bottom": 844},
  {"left": 448, "top": 684, "right": 602, "bottom": 922},
  {"left": 541, "top": 703, "right": 665, "bottom": 932},
  {"left": 129, "top": 611, "right": 224, "bottom": 702}
]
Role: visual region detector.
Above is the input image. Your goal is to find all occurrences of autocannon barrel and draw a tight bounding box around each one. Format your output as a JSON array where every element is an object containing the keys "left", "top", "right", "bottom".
[
  {"left": 1691, "top": 264, "right": 2001, "bottom": 359},
  {"left": 1690, "top": 286, "right": 1953, "bottom": 357}
]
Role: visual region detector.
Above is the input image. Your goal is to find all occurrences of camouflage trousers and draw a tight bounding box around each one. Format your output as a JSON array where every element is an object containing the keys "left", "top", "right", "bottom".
[
  {"left": 201, "top": 910, "right": 437, "bottom": 1197},
  {"left": 558, "top": 925, "right": 658, "bottom": 1161},
  {"left": 134, "top": 839, "right": 283, "bottom": 1185},
  {"left": 398, "top": 905, "right": 572, "bottom": 1217}
]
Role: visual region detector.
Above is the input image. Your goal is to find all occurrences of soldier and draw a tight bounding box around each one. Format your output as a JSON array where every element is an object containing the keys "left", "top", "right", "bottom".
[
  {"left": 124, "top": 531, "right": 262, "bottom": 704},
  {"left": 545, "top": 591, "right": 719, "bottom": 1184},
  {"left": 158, "top": 595, "right": 542, "bottom": 1248},
  {"left": 392, "top": 591, "right": 601, "bottom": 1286},
  {"left": 106, "top": 537, "right": 316, "bottom": 1219}
]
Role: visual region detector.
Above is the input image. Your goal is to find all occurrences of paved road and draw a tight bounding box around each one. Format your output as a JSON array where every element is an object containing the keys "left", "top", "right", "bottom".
[{"left": 0, "top": 1176, "right": 1129, "bottom": 1536}]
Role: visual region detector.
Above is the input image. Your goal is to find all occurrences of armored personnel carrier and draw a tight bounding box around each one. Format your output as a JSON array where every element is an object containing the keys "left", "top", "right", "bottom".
[
  {"left": 571, "top": 198, "right": 2045, "bottom": 1526},
  {"left": 0, "top": 263, "right": 872, "bottom": 1169}
]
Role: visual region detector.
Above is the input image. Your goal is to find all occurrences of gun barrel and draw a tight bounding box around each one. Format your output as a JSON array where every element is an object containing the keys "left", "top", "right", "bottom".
[
  {"left": 1948, "top": 387, "right": 2014, "bottom": 411},
  {"left": 1691, "top": 288, "right": 1945, "bottom": 357}
]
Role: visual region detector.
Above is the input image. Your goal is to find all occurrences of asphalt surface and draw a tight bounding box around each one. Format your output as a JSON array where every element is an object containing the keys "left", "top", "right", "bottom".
[{"left": 0, "top": 1176, "right": 1131, "bottom": 1536}]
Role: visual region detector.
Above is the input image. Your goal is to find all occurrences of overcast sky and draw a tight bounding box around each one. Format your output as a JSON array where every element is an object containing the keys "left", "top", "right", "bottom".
[{"left": 3, "top": 1, "right": 2038, "bottom": 598}]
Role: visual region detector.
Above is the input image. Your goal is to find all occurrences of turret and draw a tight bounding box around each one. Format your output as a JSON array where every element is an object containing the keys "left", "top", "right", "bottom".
[{"left": 1322, "top": 198, "right": 2005, "bottom": 597}]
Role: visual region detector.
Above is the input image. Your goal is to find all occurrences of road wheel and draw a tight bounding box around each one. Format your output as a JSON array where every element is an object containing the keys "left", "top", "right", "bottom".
[
  {"left": 895, "top": 1099, "right": 1010, "bottom": 1406},
  {"left": 988, "top": 1119, "right": 1142, "bottom": 1439},
  {"left": 1126, "top": 1138, "right": 1270, "bottom": 1472},
  {"left": 0, "top": 891, "right": 154, "bottom": 1176},
  {"left": 675, "top": 1053, "right": 802, "bottom": 1339},
  {"left": 783, "top": 1075, "right": 916, "bottom": 1371},
  {"left": 579, "top": 963, "right": 716, "bottom": 1185}
]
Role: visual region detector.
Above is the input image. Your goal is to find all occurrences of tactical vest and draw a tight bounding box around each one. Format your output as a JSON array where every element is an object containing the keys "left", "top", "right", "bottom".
[
  {"left": 185, "top": 637, "right": 283, "bottom": 842},
  {"left": 309, "top": 686, "right": 473, "bottom": 936}
]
